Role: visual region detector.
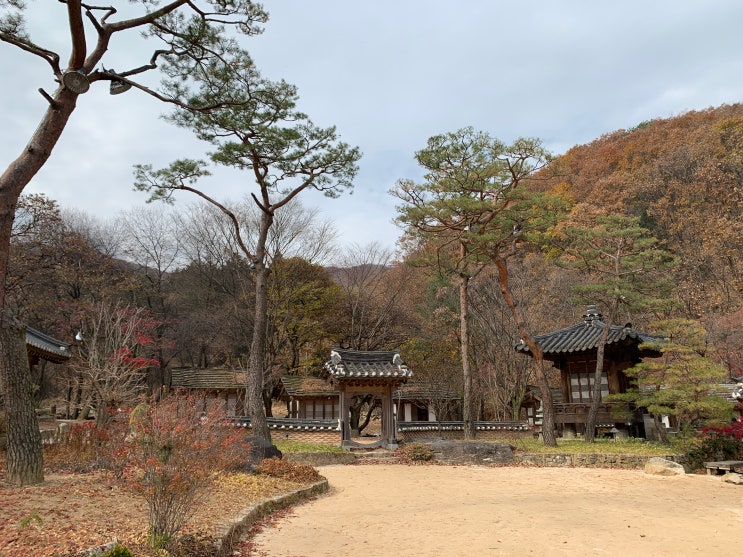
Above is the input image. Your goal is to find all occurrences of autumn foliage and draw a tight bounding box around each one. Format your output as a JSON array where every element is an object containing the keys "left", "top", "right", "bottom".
[{"left": 117, "top": 394, "right": 250, "bottom": 549}]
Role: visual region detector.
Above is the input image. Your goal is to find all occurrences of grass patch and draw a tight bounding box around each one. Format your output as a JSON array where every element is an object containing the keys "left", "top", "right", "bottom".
[
  {"left": 511, "top": 437, "right": 676, "bottom": 456},
  {"left": 273, "top": 439, "right": 346, "bottom": 454}
]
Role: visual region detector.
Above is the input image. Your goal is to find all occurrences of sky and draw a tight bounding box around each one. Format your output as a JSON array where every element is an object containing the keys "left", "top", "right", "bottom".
[{"left": 2, "top": 1, "right": 743, "bottom": 254}]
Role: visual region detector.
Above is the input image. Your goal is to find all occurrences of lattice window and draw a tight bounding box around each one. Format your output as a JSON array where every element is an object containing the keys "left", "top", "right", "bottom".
[{"left": 568, "top": 359, "right": 608, "bottom": 403}]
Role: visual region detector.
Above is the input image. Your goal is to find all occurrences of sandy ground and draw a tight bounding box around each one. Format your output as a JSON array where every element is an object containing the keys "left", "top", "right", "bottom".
[{"left": 250, "top": 465, "right": 743, "bottom": 557}]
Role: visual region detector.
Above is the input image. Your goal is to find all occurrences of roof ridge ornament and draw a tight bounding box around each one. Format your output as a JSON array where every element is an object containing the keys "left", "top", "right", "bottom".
[{"left": 583, "top": 304, "right": 603, "bottom": 325}]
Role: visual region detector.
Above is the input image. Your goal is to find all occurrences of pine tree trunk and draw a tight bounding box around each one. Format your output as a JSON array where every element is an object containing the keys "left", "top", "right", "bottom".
[
  {"left": 491, "top": 254, "right": 557, "bottom": 446},
  {"left": 459, "top": 269, "right": 475, "bottom": 440},
  {"left": 245, "top": 211, "right": 272, "bottom": 442},
  {"left": 585, "top": 303, "right": 617, "bottom": 443},
  {"left": 0, "top": 85, "right": 77, "bottom": 486},
  {"left": 0, "top": 322, "right": 44, "bottom": 486}
]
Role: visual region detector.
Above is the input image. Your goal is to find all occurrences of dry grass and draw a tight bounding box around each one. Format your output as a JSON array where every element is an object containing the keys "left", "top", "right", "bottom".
[{"left": 0, "top": 449, "right": 319, "bottom": 556}]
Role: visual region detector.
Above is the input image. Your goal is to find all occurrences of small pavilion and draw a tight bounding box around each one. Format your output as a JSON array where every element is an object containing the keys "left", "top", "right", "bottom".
[
  {"left": 515, "top": 305, "right": 661, "bottom": 437},
  {"left": 322, "top": 349, "right": 413, "bottom": 449}
]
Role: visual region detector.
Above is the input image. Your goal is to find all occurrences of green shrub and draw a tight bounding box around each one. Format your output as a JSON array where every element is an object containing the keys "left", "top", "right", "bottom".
[
  {"left": 683, "top": 431, "right": 743, "bottom": 472},
  {"left": 102, "top": 544, "right": 135, "bottom": 557}
]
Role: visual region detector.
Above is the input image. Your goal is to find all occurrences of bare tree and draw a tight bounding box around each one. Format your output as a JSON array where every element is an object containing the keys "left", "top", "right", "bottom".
[
  {"left": 118, "top": 206, "right": 183, "bottom": 392},
  {"left": 74, "top": 302, "right": 157, "bottom": 426}
]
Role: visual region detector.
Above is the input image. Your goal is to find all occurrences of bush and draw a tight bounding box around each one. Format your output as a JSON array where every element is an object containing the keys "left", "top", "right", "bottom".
[
  {"left": 43, "top": 417, "right": 129, "bottom": 474},
  {"left": 256, "top": 457, "right": 322, "bottom": 482},
  {"left": 118, "top": 394, "right": 250, "bottom": 549},
  {"left": 683, "top": 424, "right": 743, "bottom": 472},
  {"left": 102, "top": 544, "right": 135, "bottom": 557},
  {"left": 394, "top": 442, "right": 434, "bottom": 463}
]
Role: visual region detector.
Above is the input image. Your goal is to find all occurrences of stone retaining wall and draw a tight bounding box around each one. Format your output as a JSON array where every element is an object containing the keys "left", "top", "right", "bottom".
[
  {"left": 284, "top": 452, "right": 357, "bottom": 466},
  {"left": 514, "top": 452, "right": 685, "bottom": 469},
  {"left": 213, "top": 479, "right": 328, "bottom": 556}
]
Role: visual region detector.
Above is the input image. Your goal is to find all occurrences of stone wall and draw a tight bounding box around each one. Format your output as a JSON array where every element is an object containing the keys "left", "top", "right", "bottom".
[{"left": 514, "top": 452, "right": 685, "bottom": 469}]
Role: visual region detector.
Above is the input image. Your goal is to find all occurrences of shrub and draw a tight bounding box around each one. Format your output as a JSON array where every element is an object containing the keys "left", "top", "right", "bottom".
[
  {"left": 395, "top": 442, "right": 434, "bottom": 463},
  {"left": 256, "top": 457, "right": 322, "bottom": 482},
  {"left": 683, "top": 424, "right": 743, "bottom": 472},
  {"left": 43, "top": 416, "right": 129, "bottom": 474},
  {"left": 102, "top": 544, "right": 135, "bottom": 557},
  {"left": 118, "top": 393, "right": 249, "bottom": 549}
]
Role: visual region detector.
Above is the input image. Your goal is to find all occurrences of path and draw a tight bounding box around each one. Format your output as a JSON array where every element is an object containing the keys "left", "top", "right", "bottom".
[{"left": 249, "top": 464, "right": 742, "bottom": 557}]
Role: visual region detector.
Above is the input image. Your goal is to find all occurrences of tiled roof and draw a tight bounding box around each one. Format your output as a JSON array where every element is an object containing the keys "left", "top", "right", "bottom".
[
  {"left": 711, "top": 383, "right": 743, "bottom": 402},
  {"left": 393, "top": 381, "right": 459, "bottom": 400},
  {"left": 515, "top": 306, "right": 659, "bottom": 356},
  {"left": 323, "top": 349, "right": 413, "bottom": 380},
  {"left": 280, "top": 375, "right": 336, "bottom": 397},
  {"left": 26, "top": 326, "right": 71, "bottom": 363},
  {"left": 397, "top": 421, "right": 530, "bottom": 432},
  {"left": 171, "top": 367, "right": 246, "bottom": 390}
]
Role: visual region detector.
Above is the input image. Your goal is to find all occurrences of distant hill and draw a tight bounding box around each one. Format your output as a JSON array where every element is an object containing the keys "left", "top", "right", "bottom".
[{"left": 536, "top": 103, "right": 743, "bottom": 336}]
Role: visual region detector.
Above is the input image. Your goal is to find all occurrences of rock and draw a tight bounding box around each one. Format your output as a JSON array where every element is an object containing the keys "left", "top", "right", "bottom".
[
  {"left": 723, "top": 473, "right": 743, "bottom": 485},
  {"left": 644, "top": 457, "right": 685, "bottom": 476},
  {"left": 244, "top": 436, "right": 283, "bottom": 472},
  {"left": 427, "top": 440, "right": 514, "bottom": 466}
]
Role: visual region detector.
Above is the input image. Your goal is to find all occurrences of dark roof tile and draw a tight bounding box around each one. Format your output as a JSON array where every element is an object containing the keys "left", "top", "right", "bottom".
[
  {"left": 26, "top": 326, "right": 71, "bottom": 363},
  {"left": 515, "top": 306, "right": 659, "bottom": 356},
  {"left": 171, "top": 368, "right": 245, "bottom": 390},
  {"left": 323, "top": 349, "right": 413, "bottom": 380}
]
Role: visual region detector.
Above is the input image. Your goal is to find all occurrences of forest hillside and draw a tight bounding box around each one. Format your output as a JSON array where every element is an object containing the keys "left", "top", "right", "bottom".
[{"left": 532, "top": 103, "right": 742, "bottom": 376}]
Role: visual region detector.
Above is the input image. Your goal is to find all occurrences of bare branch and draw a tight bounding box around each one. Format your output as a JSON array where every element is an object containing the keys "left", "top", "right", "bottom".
[{"left": 37, "top": 88, "right": 59, "bottom": 109}]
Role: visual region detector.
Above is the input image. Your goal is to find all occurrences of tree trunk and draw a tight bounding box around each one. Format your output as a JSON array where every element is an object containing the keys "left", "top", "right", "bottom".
[
  {"left": 585, "top": 302, "right": 617, "bottom": 443},
  {"left": 245, "top": 211, "right": 273, "bottom": 442},
  {"left": 653, "top": 414, "right": 670, "bottom": 444},
  {"left": 0, "top": 321, "right": 44, "bottom": 486},
  {"left": 459, "top": 268, "right": 475, "bottom": 440},
  {"left": 491, "top": 254, "right": 557, "bottom": 446},
  {"left": 0, "top": 86, "right": 78, "bottom": 485},
  {"left": 584, "top": 335, "right": 608, "bottom": 443}
]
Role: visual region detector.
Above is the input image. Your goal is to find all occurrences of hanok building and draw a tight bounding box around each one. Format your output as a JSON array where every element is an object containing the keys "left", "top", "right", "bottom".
[
  {"left": 322, "top": 349, "right": 413, "bottom": 449},
  {"left": 170, "top": 367, "right": 247, "bottom": 416},
  {"left": 393, "top": 380, "right": 460, "bottom": 422},
  {"left": 279, "top": 374, "right": 339, "bottom": 420},
  {"left": 515, "top": 305, "right": 661, "bottom": 438},
  {"left": 26, "top": 326, "right": 72, "bottom": 371}
]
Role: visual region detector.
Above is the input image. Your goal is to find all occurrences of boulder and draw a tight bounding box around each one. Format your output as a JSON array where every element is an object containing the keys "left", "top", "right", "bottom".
[
  {"left": 244, "top": 436, "right": 283, "bottom": 472},
  {"left": 644, "top": 457, "right": 685, "bottom": 476},
  {"left": 723, "top": 472, "right": 743, "bottom": 485},
  {"left": 427, "top": 440, "right": 515, "bottom": 466}
]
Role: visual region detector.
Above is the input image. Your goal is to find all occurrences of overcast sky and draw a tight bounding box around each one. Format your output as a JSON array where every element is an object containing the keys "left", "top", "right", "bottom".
[{"left": 3, "top": 1, "right": 743, "bottom": 255}]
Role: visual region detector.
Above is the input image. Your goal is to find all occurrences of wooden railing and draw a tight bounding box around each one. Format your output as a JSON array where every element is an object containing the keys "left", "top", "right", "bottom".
[{"left": 552, "top": 402, "right": 628, "bottom": 425}]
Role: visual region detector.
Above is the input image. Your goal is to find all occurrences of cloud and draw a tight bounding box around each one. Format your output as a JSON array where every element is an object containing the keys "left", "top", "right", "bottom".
[{"left": 3, "top": 1, "right": 743, "bottom": 254}]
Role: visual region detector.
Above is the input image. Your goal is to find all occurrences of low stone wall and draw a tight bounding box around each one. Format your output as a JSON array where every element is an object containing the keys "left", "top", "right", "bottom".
[
  {"left": 514, "top": 452, "right": 685, "bottom": 469},
  {"left": 272, "top": 429, "right": 340, "bottom": 445},
  {"left": 427, "top": 440, "right": 515, "bottom": 466},
  {"left": 284, "top": 452, "right": 357, "bottom": 466},
  {"left": 214, "top": 478, "right": 328, "bottom": 556}
]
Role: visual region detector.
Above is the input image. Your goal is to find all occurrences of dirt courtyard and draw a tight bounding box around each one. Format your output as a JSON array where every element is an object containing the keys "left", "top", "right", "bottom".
[{"left": 249, "top": 464, "right": 743, "bottom": 557}]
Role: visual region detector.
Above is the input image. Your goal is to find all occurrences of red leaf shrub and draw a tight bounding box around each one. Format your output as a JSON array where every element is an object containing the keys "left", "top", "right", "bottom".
[{"left": 117, "top": 394, "right": 250, "bottom": 549}]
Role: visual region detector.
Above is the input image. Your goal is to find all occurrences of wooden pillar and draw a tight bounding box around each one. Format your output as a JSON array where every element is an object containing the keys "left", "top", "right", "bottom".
[
  {"left": 381, "top": 383, "right": 397, "bottom": 448},
  {"left": 339, "top": 387, "right": 350, "bottom": 444}
]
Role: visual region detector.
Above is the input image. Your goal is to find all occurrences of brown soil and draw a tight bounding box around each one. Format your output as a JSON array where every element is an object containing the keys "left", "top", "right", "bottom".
[{"left": 249, "top": 464, "right": 743, "bottom": 557}]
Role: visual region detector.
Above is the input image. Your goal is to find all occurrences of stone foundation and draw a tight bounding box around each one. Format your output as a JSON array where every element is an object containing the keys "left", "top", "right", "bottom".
[{"left": 514, "top": 452, "right": 685, "bottom": 469}]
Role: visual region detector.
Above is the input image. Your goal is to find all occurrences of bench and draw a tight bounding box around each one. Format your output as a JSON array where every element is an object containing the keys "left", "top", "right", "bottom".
[{"left": 704, "top": 460, "right": 743, "bottom": 475}]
